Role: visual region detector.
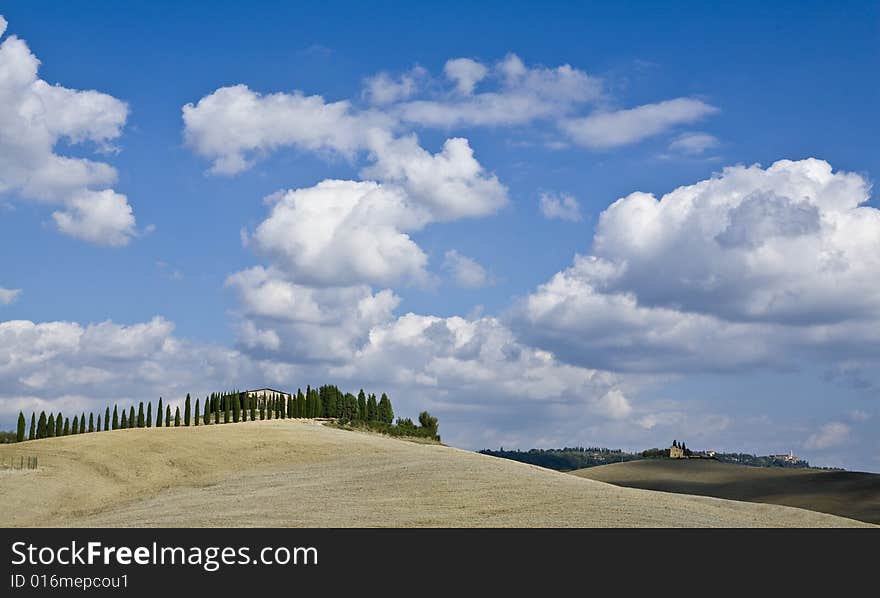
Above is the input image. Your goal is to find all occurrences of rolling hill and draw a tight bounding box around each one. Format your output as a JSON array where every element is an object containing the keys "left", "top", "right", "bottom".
[
  {"left": 572, "top": 458, "right": 880, "bottom": 525},
  {"left": 0, "top": 420, "right": 872, "bottom": 527}
]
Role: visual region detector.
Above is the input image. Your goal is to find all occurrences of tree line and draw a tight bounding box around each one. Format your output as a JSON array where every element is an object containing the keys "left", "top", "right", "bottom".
[{"left": 13, "top": 385, "right": 438, "bottom": 442}]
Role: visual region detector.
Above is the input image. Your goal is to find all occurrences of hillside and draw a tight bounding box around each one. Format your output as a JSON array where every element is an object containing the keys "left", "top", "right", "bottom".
[
  {"left": 0, "top": 420, "right": 872, "bottom": 527},
  {"left": 572, "top": 459, "right": 880, "bottom": 525}
]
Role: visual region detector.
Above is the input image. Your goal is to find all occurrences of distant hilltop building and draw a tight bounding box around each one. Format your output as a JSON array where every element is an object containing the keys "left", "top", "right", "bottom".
[
  {"left": 245, "top": 388, "right": 292, "bottom": 401},
  {"left": 771, "top": 450, "right": 801, "bottom": 464},
  {"left": 669, "top": 440, "right": 686, "bottom": 459}
]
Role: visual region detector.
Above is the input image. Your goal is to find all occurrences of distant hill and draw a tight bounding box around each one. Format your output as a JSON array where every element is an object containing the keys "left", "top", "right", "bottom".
[
  {"left": 0, "top": 420, "right": 870, "bottom": 527},
  {"left": 572, "top": 459, "right": 880, "bottom": 525},
  {"left": 478, "top": 447, "right": 641, "bottom": 471}
]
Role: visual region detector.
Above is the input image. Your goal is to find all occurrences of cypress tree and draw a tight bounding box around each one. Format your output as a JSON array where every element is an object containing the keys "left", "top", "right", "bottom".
[
  {"left": 250, "top": 397, "right": 256, "bottom": 421},
  {"left": 29, "top": 412, "right": 35, "bottom": 440},
  {"left": 128, "top": 406, "right": 135, "bottom": 429},
  {"left": 260, "top": 399, "right": 265, "bottom": 420},
  {"left": 157, "top": 398, "right": 163, "bottom": 427},
  {"left": 165, "top": 405, "right": 171, "bottom": 427},
  {"left": 55, "top": 412, "right": 64, "bottom": 437},
  {"left": 97, "top": 414, "right": 102, "bottom": 433},
  {"left": 224, "top": 400, "right": 230, "bottom": 424},
  {"left": 300, "top": 389, "right": 307, "bottom": 417},
  {"left": 78, "top": 412, "right": 85, "bottom": 434},
  {"left": 72, "top": 415, "right": 79, "bottom": 435},
  {"left": 203, "top": 397, "right": 210, "bottom": 425},
  {"left": 378, "top": 393, "right": 393, "bottom": 424},
  {"left": 367, "top": 394, "right": 378, "bottom": 422},
  {"left": 357, "top": 390, "right": 367, "bottom": 421},
  {"left": 17, "top": 411, "right": 25, "bottom": 442},
  {"left": 63, "top": 417, "right": 70, "bottom": 436},
  {"left": 104, "top": 407, "right": 110, "bottom": 431},
  {"left": 88, "top": 412, "right": 95, "bottom": 433},
  {"left": 266, "top": 395, "right": 272, "bottom": 420},
  {"left": 232, "top": 395, "right": 241, "bottom": 423},
  {"left": 120, "top": 411, "right": 127, "bottom": 429},
  {"left": 314, "top": 390, "right": 323, "bottom": 419},
  {"left": 286, "top": 396, "right": 293, "bottom": 418},
  {"left": 174, "top": 406, "right": 181, "bottom": 427},
  {"left": 47, "top": 414, "right": 56, "bottom": 438},
  {"left": 184, "top": 393, "right": 191, "bottom": 426},
  {"left": 37, "top": 411, "right": 47, "bottom": 439},
  {"left": 112, "top": 405, "right": 119, "bottom": 430},
  {"left": 146, "top": 402, "right": 152, "bottom": 428},
  {"left": 195, "top": 398, "right": 200, "bottom": 426},
  {"left": 137, "top": 403, "right": 144, "bottom": 428}
]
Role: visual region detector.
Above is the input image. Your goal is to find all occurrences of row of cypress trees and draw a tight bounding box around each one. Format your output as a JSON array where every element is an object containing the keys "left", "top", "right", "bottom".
[{"left": 13, "top": 386, "right": 395, "bottom": 442}]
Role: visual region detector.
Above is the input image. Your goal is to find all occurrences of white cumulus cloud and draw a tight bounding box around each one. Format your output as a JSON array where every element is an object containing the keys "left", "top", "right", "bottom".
[
  {"left": 561, "top": 98, "right": 718, "bottom": 148},
  {"left": 539, "top": 191, "right": 582, "bottom": 222},
  {"left": 511, "top": 158, "right": 880, "bottom": 374},
  {"left": 0, "top": 16, "right": 136, "bottom": 245},
  {"left": 443, "top": 250, "right": 492, "bottom": 288}
]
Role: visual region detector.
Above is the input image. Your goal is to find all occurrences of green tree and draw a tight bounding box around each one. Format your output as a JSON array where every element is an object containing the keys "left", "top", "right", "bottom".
[
  {"left": 28, "top": 413, "right": 35, "bottom": 440},
  {"left": 63, "top": 417, "right": 70, "bottom": 436},
  {"left": 165, "top": 405, "right": 171, "bottom": 427},
  {"left": 232, "top": 394, "right": 241, "bottom": 423},
  {"left": 80, "top": 412, "right": 86, "bottom": 434},
  {"left": 47, "top": 414, "right": 56, "bottom": 438},
  {"left": 224, "top": 399, "right": 230, "bottom": 424},
  {"left": 37, "top": 411, "right": 47, "bottom": 439},
  {"left": 157, "top": 398, "right": 163, "bottom": 427},
  {"left": 378, "top": 393, "right": 394, "bottom": 425},
  {"left": 120, "top": 410, "right": 127, "bottom": 429},
  {"left": 146, "top": 402, "right": 152, "bottom": 428},
  {"left": 184, "top": 393, "right": 191, "bottom": 426},
  {"left": 137, "top": 402, "right": 145, "bottom": 428},
  {"left": 367, "top": 394, "right": 378, "bottom": 421},
  {"left": 203, "top": 396, "right": 210, "bottom": 425},
  {"left": 250, "top": 397, "right": 256, "bottom": 421},
  {"left": 112, "top": 405, "right": 119, "bottom": 430},
  {"left": 260, "top": 399, "right": 266, "bottom": 420},
  {"left": 104, "top": 407, "right": 110, "bottom": 431},
  {"left": 418, "top": 411, "right": 438, "bottom": 434},
  {"left": 357, "top": 390, "right": 367, "bottom": 421},
  {"left": 16, "top": 411, "right": 25, "bottom": 442},
  {"left": 97, "top": 414, "right": 102, "bottom": 433},
  {"left": 128, "top": 407, "right": 135, "bottom": 430},
  {"left": 175, "top": 406, "right": 181, "bottom": 427},
  {"left": 72, "top": 415, "right": 79, "bottom": 435},
  {"left": 287, "top": 396, "right": 293, "bottom": 418},
  {"left": 194, "top": 398, "right": 200, "bottom": 426},
  {"left": 295, "top": 389, "right": 304, "bottom": 417},
  {"left": 55, "top": 412, "right": 64, "bottom": 437},
  {"left": 88, "top": 412, "right": 95, "bottom": 433}
]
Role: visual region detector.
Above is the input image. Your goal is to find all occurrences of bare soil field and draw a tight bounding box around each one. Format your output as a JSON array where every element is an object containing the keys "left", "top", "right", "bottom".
[
  {"left": 0, "top": 421, "right": 872, "bottom": 527},
  {"left": 572, "top": 459, "right": 880, "bottom": 525}
]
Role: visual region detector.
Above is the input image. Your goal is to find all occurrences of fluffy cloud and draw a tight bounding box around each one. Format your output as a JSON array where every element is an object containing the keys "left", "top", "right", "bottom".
[
  {"left": 0, "top": 317, "right": 254, "bottom": 418},
  {"left": 363, "top": 67, "right": 425, "bottom": 105},
  {"left": 443, "top": 58, "right": 488, "bottom": 95},
  {"left": 443, "top": 250, "right": 492, "bottom": 288},
  {"left": 511, "top": 159, "right": 880, "bottom": 373},
  {"left": 560, "top": 98, "right": 718, "bottom": 148},
  {"left": 0, "top": 17, "right": 137, "bottom": 245},
  {"left": 805, "top": 422, "right": 850, "bottom": 450},
  {"left": 182, "top": 84, "right": 391, "bottom": 175},
  {"left": 362, "top": 132, "right": 508, "bottom": 221},
  {"left": 249, "top": 180, "right": 430, "bottom": 287},
  {"left": 52, "top": 189, "right": 137, "bottom": 246},
  {"left": 668, "top": 131, "right": 720, "bottom": 155},
  {"left": 398, "top": 54, "right": 602, "bottom": 128},
  {"left": 539, "top": 191, "right": 582, "bottom": 222},
  {"left": 0, "top": 287, "right": 21, "bottom": 305},
  {"left": 225, "top": 266, "right": 400, "bottom": 363}
]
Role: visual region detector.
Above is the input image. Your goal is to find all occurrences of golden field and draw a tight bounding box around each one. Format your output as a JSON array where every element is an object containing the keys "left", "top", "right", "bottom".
[{"left": 0, "top": 420, "right": 872, "bottom": 527}]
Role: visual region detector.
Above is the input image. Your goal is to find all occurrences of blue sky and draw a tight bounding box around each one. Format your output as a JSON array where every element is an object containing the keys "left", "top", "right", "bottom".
[{"left": 0, "top": 1, "right": 878, "bottom": 470}]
